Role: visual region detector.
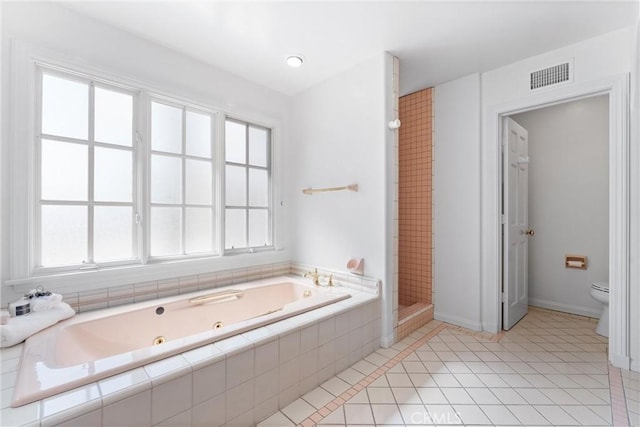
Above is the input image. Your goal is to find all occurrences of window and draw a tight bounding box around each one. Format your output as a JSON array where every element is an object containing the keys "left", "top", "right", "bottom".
[
  {"left": 29, "top": 65, "right": 274, "bottom": 276},
  {"left": 37, "top": 70, "right": 136, "bottom": 269},
  {"left": 225, "top": 119, "right": 272, "bottom": 250},
  {"left": 149, "top": 100, "right": 216, "bottom": 257}
]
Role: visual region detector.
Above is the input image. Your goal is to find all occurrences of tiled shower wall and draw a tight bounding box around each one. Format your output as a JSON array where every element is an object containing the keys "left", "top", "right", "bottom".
[{"left": 398, "top": 88, "right": 433, "bottom": 308}]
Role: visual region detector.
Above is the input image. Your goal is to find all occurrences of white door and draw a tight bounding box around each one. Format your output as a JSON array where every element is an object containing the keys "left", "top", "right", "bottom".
[{"left": 502, "top": 117, "right": 531, "bottom": 330}]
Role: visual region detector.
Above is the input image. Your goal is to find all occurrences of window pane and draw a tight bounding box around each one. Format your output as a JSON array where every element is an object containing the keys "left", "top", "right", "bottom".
[
  {"left": 248, "top": 126, "right": 268, "bottom": 167},
  {"left": 150, "top": 207, "right": 182, "bottom": 256},
  {"left": 186, "top": 159, "right": 212, "bottom": 205},
  {"left": 94, "top": 206, "right": 133, "bottom": 262},
  {"left": 41, "top": 205, "right": 87, "bottom": 266},
  {"left": 41, "top": 139, "right": 88, "bottom": 201},
  {"left": 225, "top": 209, "right": 246, "bottom": 249},
  {"left": 249, "top": 209, "right": 270, "bottom": 247},
  {"left": 185, "top": 208, "right": 212, "bottom": 254},
  {"left": 95, "top": 147, "right": 132, "bottom": 202},
  {"left": 248, "top": 168, "right": 269, "bottom": 207},
  {"left": 225, "top": 165, "right": 246, "bottom": 206},
  {"left": 186, "top": 111, "right": 211, "bottom": 158},
  {"left": 151, "top": 102, "right": 182, "bottom": 154},
  {"left": 225, "top": 120, "right": 245, "bottom": 163},
  {"left": 151, "top": 155, "right": 182, "bottom": 204},
  {"left": 95, "top": 87, "right": 133, "bottom": 147},
  {"left": 42, "top": 74, "right": 88, "bottom": 140}
]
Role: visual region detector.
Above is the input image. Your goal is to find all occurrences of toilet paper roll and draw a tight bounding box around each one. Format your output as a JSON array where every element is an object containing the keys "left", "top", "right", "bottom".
[{"left": 567, "top": 260, "right": 584, "bottom": 268}]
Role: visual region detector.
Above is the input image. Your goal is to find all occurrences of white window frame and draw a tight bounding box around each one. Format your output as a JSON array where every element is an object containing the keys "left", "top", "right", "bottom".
[
  {"left": 223, "top": 117, "right": 274, "bottom": 253},
  {"left": 34, "top": 65, "right": 141, "bottom": 274},
  {"left": 146, "top": 96, "right": 219, "bottom": 261},
  {"left": 5, "top": 41, "right": 285, "bottom": 293}
]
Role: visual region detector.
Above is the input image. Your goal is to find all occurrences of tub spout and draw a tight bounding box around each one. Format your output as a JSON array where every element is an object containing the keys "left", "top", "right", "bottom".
[{"left": 303, "top": 268, "right": 320, "bottom": 285}]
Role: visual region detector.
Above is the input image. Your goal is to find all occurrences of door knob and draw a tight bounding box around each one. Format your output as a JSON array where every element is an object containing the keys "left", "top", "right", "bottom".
[{"left": 522, "top": 229, "right": 535, "bottom": 236}]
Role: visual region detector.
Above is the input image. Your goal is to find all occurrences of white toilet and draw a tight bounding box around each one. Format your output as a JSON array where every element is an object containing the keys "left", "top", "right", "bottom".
[{"left": 590, "top": 281, "right": 609, "bottom": 337}]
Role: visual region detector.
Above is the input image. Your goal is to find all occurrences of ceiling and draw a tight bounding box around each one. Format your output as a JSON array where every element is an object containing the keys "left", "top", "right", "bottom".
[{"left": 63, "top": 1, "right": 638, "bottom": 96}]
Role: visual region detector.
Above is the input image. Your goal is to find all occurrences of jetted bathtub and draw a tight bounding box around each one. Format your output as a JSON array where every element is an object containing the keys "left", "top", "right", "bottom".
[{"left": 12, "top": 276, "right": 350, "bottom": 407}]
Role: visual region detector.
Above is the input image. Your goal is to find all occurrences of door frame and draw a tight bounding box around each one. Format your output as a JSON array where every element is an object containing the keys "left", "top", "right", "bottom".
[{"left": 481, "top": 75, "right": 630, "bottom": 369}]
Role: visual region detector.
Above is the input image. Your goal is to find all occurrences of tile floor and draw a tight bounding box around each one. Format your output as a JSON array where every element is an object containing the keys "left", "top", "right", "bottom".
[{"left": 260, "top": 307, "right": 638, "bottom": 426}]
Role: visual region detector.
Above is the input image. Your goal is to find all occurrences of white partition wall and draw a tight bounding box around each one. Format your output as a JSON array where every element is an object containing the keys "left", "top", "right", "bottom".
[{"left": 433, "top": 73, "right": 482, "bottom": 331}]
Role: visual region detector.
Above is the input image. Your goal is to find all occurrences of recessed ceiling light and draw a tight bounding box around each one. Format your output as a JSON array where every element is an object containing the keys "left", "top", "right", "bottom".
[{"left": 286, "top": 55, "right": 304, "bottom": 68}]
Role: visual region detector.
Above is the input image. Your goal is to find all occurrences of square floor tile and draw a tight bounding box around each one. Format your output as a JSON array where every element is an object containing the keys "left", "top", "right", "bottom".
[
  {"left": 408, "top": 372, "right": 435, "bottom": 387},
  {"left": 371, "top": 404, "right": 404, "bottom": 425},
  {"left": 479, "top": 404, "right": 520, "bottom": 425},
  {"left": 441, "top": 388, "right": 474, "bottom": 404},
  {"left": 281, "top": 398, "right": 315, "bottom": 424},
  {"left": 539, "top": 387, "right": 580, "bottom": 405},
  {"left": 398, "top": 403, "right": 429, "bottom": 425},
  {"left": 367, "top": 387, "right": 396, "bottom": 404},
  {"left": 344, "top": 403, "right": 375, "bottom": 424},
  {"left": 466, "top": 387, "right": 501, "bottom": 405},
  {"left": 507, "top": 405, "right": 550, "bottom": 425},
  {"left": 491, "top": 387, "right": 527, "bottom": 405},
  {"left": 391, "top": 387, "right": 422, "bottom": 404},
  {"left": 453, "top": 373, "right": 485, "bottom": 388},
  {"left": 318, "top": 407, "right": 345, "bottom": 425},
  {"left": 452, "top": 404, "right": 490, "bottom": 425},
  {"left": 430, "top": 373, "right": 461, "bottom": 388},
  {"left": 476, "top": 373, "right": 509, "bottom": 388},
  {"left": 416, "top": 387, "right": 448, "bottom": 404},
  {"left": 514, "top": 388, "right": 553, "bottom": 405},
  {"left": 303, "top": 387, "right": 336, "bottom": 409},
  {"left": 563, "top": 405, "right": 610, "bottom": 426},
  {"left": 424, "top": 403, "right": 461, "bottom": 425},
  {"left": 533, "top": 405, "right": 579, "bottom": 425},
  {"left": 322, "top": 377, "right": 351, "bottom": 396},
  {"left": 386, "top": 373, "right": 413, "bottom": 387}
]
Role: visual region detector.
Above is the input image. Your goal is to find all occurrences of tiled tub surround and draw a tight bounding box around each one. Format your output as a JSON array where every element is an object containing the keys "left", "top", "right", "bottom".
[
  {"left": 12, "top": 277, "right": 352, "bottom": 407},
  {"left": 1, "top": 285, "right": 381, "bottom": 426},
  {"left": 42, "top": 261, "right": 378, "bottom": 315},
  {"left": 55, "top": 261, "right": 295, "bottom": 314}
]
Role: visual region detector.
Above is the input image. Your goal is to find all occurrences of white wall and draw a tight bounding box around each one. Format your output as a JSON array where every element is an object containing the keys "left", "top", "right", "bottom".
[
  {"left": 480, "top": 27, "right": 638, "bottom": 370},
  {"left": 511, "top": 96, "right": 609, "bottom": 317},
  {"left": 433, "top": 26, "right": 638, "bottom": 369},
  {"left": 288, "top": 52, "right": 391, "bottom": 337},
  {"left": 0, "top": 0, "right": 3, "bottom": 296},
  {"left": 630, "top": 17, "right": 640, "bottom": 372},
  {"left": 482, "top": 27, "right": 634, "bottom": 109},
  {"left": 1, "top": 3, "right": 292, "bottom": 302},
  {"left": 433, "top": 73, "right": 482, "bottom": 330},
  {"left": 2, "top": 3, "right": 289, "bottom": 121}
]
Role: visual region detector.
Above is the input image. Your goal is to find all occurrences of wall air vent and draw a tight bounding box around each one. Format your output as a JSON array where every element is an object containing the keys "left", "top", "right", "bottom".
[{"left": 530, "top": 62, "right": 571, "bottom": 90}]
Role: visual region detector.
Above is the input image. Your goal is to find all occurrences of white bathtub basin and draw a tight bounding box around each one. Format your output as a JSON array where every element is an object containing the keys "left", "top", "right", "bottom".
[{"left": 12, "top": 276, "right": 350, "bottom": 407}]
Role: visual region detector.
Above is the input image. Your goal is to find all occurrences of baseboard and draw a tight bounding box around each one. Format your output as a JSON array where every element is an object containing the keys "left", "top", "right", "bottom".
[
  {"left": 528, "top": 298, "right": 601, "bottom": 318},
  {"left": 434, "top": 311, "right": 482, "bottom": 331},
  {"left": 630, "top": 358, "right": 639, "bottom": 373},
  {"left": 610, "top": 353, "right": 631, "bottom": 370},
  {"left": 380, "top": 333, "right": 395, "bottom": 348}
]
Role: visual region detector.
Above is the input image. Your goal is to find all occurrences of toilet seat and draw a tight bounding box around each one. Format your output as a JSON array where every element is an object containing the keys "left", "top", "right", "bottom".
[{"left": 591, "top": 282, "right": 609, "bottom": 293}]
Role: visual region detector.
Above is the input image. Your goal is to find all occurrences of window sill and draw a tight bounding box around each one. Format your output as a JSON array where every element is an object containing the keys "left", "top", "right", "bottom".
[{"left": 5, "top": 249, "right": 289, "bottom": 294}]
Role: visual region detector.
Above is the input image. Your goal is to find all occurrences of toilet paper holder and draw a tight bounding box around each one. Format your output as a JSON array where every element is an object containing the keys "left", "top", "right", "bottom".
[{"left": 565, "top": 255, "right": 587, "bottom": 270}]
